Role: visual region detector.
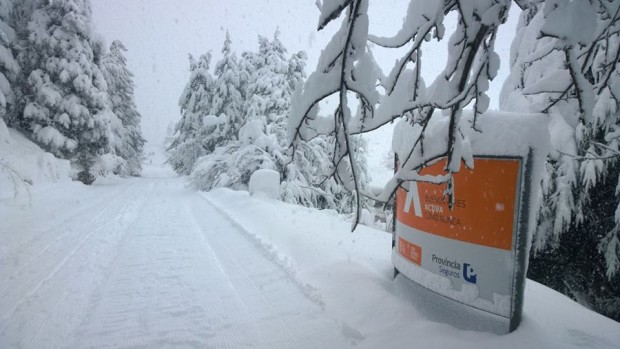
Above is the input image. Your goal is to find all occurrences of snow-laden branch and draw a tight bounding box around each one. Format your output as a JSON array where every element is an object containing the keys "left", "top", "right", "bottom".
[{"left": 290, "top": 0, "right": 511, "bottom": 229}]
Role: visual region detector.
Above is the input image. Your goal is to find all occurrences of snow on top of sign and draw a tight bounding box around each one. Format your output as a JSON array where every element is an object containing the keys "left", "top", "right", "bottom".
[
  {"left": 391, "top": 110, "right": 549, "bottom": 162},
  {"left": 386, "top": 110, "right": 549, "bottom": 201}
]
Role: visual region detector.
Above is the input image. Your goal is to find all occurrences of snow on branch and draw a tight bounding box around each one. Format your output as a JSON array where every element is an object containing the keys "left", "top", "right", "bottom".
[
  {"left": 289, "top": 0, "right": 373, "bottom": 230},
  {"left": 502, "top": 0, "right": 620, "bottom": 280},
  {"left": 317, "top": 0, "right": 353, "bottom": 30},
  {"left": 290, "top": 0, "right": 511, "bottom": 230}
]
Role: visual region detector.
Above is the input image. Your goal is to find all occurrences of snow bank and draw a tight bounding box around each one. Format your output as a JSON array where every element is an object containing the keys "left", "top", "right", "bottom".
[
  {"left": 205, "top": 187, "right": 620, "bottom": 348},
  {"left": 249, "top": 168, "right": 280, "bottom": 199},
  {"left": 0, "top": 120, "right": 70, "bottom": 200}
]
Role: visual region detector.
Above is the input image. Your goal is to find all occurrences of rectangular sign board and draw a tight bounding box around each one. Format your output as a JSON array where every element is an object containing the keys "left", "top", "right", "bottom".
[{"left": 393, "top": 156, "right": 527, "bottom": 332}]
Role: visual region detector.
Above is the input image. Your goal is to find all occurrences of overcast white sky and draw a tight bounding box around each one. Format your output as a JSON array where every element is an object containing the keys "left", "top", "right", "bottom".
[{"left": 91, "top": 1, "right": 520, "bottom": 144}]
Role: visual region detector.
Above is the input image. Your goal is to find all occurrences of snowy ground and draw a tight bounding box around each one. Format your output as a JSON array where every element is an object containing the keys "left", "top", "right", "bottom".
[{"left": 1, "top": 152, "right": 619, "bottom": 348}]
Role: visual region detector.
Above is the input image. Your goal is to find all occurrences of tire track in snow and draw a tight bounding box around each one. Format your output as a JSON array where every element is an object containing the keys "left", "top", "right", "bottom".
[
  {"left": 190, "top": 194, "right": 354, "bottom": 348},
  {"left": 199, "top": 192, "right": 370, "bottom": 347},
  {"left": 2, "top": 177, "right": 359, "bottom": 348},
  {"left": 1, "top": 180, "right": 132, "bottom": 269},
  {"left": 0, "top": 182, "right": 136, "bottom": 293},
  {"left": 0, "top": 179, "right": 151, "bottom": 348},
  {"left": 73, "top": 182, "right": 255, "bottom": 348},
  {"left": 0, "top": 182, "right": 142, "bottom": 321},
  {"left": 197, "top": 193, "right": 325, "bottom": 308}
]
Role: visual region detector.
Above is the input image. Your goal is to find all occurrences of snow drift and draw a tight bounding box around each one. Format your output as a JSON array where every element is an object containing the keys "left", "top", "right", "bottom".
[{"left": 0, "top": 120, "right": 70, "bottom": 200}]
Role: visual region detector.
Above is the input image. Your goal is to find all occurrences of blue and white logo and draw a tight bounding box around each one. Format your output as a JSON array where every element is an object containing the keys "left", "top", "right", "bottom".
[{"left": 463, "top": 263, "right": 477, "bottom": 284}]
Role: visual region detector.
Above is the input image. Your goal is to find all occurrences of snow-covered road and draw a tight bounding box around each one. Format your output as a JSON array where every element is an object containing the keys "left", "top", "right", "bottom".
[
  {"left": 1, "top": 176, "right": 356, "bottom": 348},
  {"left": 2, "top": 170, "right": 619, "bottom": 348}
]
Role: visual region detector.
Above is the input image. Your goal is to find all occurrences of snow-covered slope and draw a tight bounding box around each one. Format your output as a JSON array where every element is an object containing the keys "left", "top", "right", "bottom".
[{"left": 0, "top": 120, "right": 71, "bottom": 200}]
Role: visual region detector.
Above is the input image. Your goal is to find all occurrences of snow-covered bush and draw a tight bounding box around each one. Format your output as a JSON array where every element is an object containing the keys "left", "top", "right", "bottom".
[
  {"left": 91, "top": 153, "right": 127, "bottom": 177},
  {"left": 190, "top": 141, "right": 273, "bottom": 191},
  {"left": 168, "top": 137, "right": 207, "bottom": 176}
]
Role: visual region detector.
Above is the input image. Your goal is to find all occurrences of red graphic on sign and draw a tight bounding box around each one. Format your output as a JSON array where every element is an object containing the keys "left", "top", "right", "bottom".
[{"left": 399, "top": 237, "right": 422, "bottom": 265}]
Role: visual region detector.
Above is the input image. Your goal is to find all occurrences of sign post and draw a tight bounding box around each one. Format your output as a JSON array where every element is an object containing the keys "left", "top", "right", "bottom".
[{"left": 393, "top": 152, "right": 533, "bottom": 333}]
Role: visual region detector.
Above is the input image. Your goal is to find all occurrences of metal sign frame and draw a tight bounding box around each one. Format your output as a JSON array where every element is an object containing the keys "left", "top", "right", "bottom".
[{"left": 392, "top": 150, "right": 533, "bottom": 333}]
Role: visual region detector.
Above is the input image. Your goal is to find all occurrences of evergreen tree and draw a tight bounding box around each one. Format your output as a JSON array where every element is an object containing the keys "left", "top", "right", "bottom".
[
  {"left": 189, "top": 31, "right": 366, "bottom": 213},
  {"left": 102, "top": 40, "right": 145, "bottom": 176},
  {"left": 167, "top": 53, "right": 214, "bottom": 175},
  {"left": 209, "top": 31, "right": 244, "bottom": 140},
  {"left": 501, "top": 0, "right": 620, "bottom": 320},
  {"left": 16, "top": 0, "right": 116, "bottom": 183},
  {"left": 0, "top": 0, "right": 19, "bottom": 123},
  {"left": 237, "top": 50, "right": 257, "bottom": 101},
  {"left": 191, "top": 32, "right": 295, "bottom": 194},
  {"left": 183, "top": 31, "right": 245, "bottom": 167}
]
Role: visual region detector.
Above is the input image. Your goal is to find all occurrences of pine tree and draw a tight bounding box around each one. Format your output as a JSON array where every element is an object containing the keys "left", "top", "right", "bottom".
[
  {"left": 102, "top": 40, "right": 145, "bottom": 176},
  {"left": 184, "top": 32, "right": 245, "bottom": 165},
  {"left": 16, "top": 0, "right": 116, "bottom": 183},
  {"left": 0, "top": 0, "right": 19, "bottom": 123},
  {"left": 209, "top": 31, "right": 244, "bottom": 140},
  {"left": 191, "top": 32, "right": 294, "bottom": 193},
  {"left": 501, "top": 0, "right": 620, "bottom": 320},
  {"left": 245, "top": 31, "right": 291, "bottom": 139},
  {"left": 189, "top": 31, "right": 365, "bottom": 213},
  {"left": 237, "top": 50, "right": 257, "bottom": 101},
  {"left": 167, "top": 53, "right": 214, "bottom": 175}
]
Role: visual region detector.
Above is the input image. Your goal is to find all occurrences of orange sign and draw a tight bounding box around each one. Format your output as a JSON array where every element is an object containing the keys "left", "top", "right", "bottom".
[
  {"left": 398, "top": 237, "right": 422, "bottom": 265},
  {"left": 396, "top": 158, "right": 520, "bottom": 251}
]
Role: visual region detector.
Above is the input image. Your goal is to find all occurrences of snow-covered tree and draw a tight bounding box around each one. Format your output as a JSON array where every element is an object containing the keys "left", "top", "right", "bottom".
[
  {"left": 0, "top": 0, "right": 19, "bottom": 124},
  {"left": 210, "top": 31, "right": 244, "bottom": 138},
  {"left": 15, "top": 0, "right": 117, "bottom": 183},
  {"left": 285, "top": 47, "right": 370, "bottom": 212},
  {"left": 190, "top": 31, "right": 365, "bottom": 212},
  {"left": 192, "top": 32, "right": 297, "bottom": 194},
  {"left": 237, "top": 50, "right": 258, "bottom": 101},
  {"left": 501, "top": 0, "right": 620, "bottom": 320},
  {"left": 179, "top": 32, "right": 246, "bottom": 172},
  {"left": 102, "top": 40, "right": 145, "bottom": 176},
  {"left": 167, "top": 53, "right": 214, "bottom": 175},
  {"left": 290, "top": 0, "right": 509, "bottom": 229}
]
